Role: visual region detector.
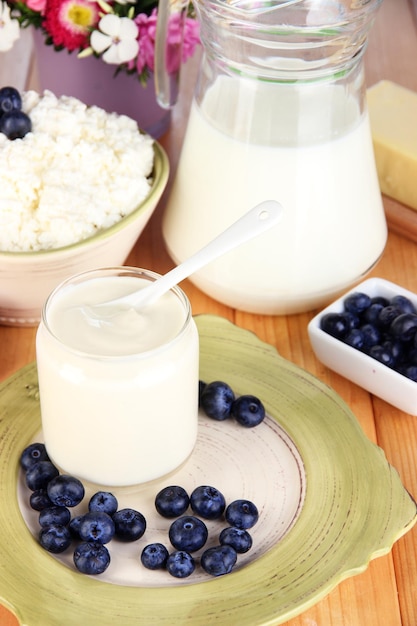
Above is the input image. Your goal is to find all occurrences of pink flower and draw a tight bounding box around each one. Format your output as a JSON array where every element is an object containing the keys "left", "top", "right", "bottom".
[
  {"left": 132, "top": 10, "right": 158, "bottom": 75},
  {"left": 127, "top": 8, "right": 200, "bottom": 78},
  {"left": 181, "top": 15, "right": 200, "bottom": 63},
  {"left": 26, "top": 0, "right": 47, "bottom": 12},
  {"left": 166, "top": 12, "right": 200, "bottom": 73}
]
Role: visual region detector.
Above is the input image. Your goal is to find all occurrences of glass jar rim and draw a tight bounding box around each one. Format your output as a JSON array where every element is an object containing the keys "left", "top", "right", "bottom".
[{"left": 40, "top": 266, "right": 193, "bottom": 360}]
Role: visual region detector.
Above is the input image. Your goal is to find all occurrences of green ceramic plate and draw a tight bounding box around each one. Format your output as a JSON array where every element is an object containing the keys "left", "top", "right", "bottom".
[{"left": 0, "top": 314, "right": 416, "bottom": 626}]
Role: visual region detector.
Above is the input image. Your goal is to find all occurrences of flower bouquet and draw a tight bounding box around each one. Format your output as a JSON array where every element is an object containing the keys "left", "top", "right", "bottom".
[{"left": 0, "top": 0, "right": 200, "bottom": 85}]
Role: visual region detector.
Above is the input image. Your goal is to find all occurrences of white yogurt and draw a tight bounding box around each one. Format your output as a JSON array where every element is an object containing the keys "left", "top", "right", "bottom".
[
  {"left": 162, "top": 78, "right": 387, "bottom": 314},
  {"left": 36, "top": 268, "right": 199, "bottom": 486}
]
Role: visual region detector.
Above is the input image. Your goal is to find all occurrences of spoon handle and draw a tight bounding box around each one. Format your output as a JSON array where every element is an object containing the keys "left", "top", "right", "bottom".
[{"left": 130, "top": 199, "right": 283, "bottom": 307}]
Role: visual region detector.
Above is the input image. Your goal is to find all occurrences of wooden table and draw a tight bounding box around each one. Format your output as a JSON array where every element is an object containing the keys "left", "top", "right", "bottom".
[{"left": 1, "top": 0, "right": 417, "bottom": 623}]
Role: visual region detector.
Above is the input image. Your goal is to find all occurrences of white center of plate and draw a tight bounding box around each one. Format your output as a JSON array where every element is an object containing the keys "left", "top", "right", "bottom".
[{"left": 18, "top": 411, "right": 306, "bottom": 587}]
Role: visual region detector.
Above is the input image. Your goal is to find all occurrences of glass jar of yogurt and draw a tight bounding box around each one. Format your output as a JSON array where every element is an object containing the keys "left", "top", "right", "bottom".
[{"left": 36, "top": 267, "right": 199, "bottom": 487}]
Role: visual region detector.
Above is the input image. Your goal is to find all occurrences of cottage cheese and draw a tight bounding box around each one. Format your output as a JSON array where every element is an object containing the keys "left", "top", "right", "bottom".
[{"left": 0, "top": 90, "right": 155, "bottom": 252}]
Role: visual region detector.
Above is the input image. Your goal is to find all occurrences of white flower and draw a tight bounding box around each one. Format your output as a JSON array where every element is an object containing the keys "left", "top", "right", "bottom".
[
  {"left": 90, "top": 14, "right": 139, "bottom": 64},
  {"left": 0, "top": 1, "right": 20, "bottom": 52}
]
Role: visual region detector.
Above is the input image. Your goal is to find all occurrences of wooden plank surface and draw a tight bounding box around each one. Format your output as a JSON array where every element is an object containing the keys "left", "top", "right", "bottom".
[{"left": 1, "top": 0, "right": 417, "bottom": 624}]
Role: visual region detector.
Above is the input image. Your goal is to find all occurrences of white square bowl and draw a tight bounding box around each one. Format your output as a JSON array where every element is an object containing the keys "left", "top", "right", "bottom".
[{"left": 308, "top": 277, "right": 417, "bottom": 415}]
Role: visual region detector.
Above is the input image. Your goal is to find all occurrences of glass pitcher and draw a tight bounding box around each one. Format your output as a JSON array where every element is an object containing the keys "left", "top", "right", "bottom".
[{"left": 156, "top": 0, "right": 387, "bottom": 315}]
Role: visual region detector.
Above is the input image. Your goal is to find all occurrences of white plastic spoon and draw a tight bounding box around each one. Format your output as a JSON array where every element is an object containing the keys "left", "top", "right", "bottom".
[{"left": 95, "top": 200, "right": 283, "bottom": 311}]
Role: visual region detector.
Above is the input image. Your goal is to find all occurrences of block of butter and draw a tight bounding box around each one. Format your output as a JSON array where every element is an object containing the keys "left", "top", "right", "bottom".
[{"left": 367, "top": 80, "right": 417, "bottom": 211}]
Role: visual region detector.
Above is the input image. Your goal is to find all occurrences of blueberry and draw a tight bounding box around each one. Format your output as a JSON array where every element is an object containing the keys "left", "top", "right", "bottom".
[
  {"left": 88, "top": 491, "right": 118, "bottom": 515},
  {"left": 201, "top": 545, "right": 237, "bottom": 577},
  {"left": 155, "top": 485, "right": 190, "bottom": 518},
  {"left": 198, "top": 380, "right": 207, "bottom": 406},
  {"left": 381, "top": 339, "right": 404, "bottom": 365},
  {"left": 140, "top": 543, "right": 169, "bottom": 570},
  {"left": 0, "top": 110, "right": 31, "bottom": 139},
  {"left": 402, "top": 364, "right": 417, "bottom": 381},
  {"left": 200, "top": 381, "right": 235, "bottom": 420},
  {"left": 390, "top": 313, "right": 417, "bottom": 342},
  {"left": 79, "top": 512, "right": 115, "bottom": 544},
  {"left": 47, "top": 474, "right": 85, "bottom": 507},
  {"left": 343, "top": 310, "right": 360, "bottom": 329},
  {"left": 112, "top": 508, "right": 146, "bottom": 542},
  {"left": 190, "top": 485, "right": 226, "bottom": 520},
  {"left": 168, "top": 515, "right": 208, "bottom": 552},
  {"left": 39, "top": 524, "right": 72, "bottom": 553},
  {"left": 368, "top": 345, "right": 395, "bottom": 368},
  {"left": 231, "top": 395, "right": 265, "bottom": 427},
  {"left": 20, "top": 442, "right": 50, "bottom": 471},
  {"left": 219, "top": 527, "right": 253, "bottom": 553},
  {"left": 319, "top": 312, "right": 351, "bottom": 340},
  {"left": 343, "top": 328, "right": 365, "bottom": 350},
  {"left": 39, "top": 505, "right": 71, "bottom": 528},
  {"left": 344, "top": 292, "right": 372, "bottom": 315},
  {"left": 166, "top": 550, "right": 195, "bottom": 578},
  {"left": 29, "top": 489, "right": 53, "bottom": 511},
  {"left": 69, "top": 515, "right": 84, "bottom": 538},
  {"left": 405, "top": 346, "right": 417, "bottom": 365},
  {"left": 225, "top": 499, "right": 259, "bottom": 529},
  {"left": 371, "top": 296, "right": 389, "bottom": 307},
  {"left": 73, "top": 541, "right": 111, "bottom": 575},
  {"left": 378, "top": 305, "right": 402, "bottom": 328},
  {"left": 0, "top": 86, "right": 22, "bottom": 114},
  {"left": 361, "top": 302, "right": 384, "bottom": 326},
  {"left": 390, "top": 294, "right": 416, "bottom": 314},
  {"left": 26, "top": 461, "right": 59, "bottom": 491},
  {"left": 360, "top": 323, "right": 381, "bottom": 349}
]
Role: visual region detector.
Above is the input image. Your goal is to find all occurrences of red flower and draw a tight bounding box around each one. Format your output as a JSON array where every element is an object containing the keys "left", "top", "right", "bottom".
[{"left": 42, "top": 0, "right": 100, "bottom": 51}]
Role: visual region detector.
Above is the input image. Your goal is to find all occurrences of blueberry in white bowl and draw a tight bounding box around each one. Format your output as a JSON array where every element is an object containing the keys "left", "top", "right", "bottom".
[{"left": 308, "top": 277, "right": 417, "bottom": 415}]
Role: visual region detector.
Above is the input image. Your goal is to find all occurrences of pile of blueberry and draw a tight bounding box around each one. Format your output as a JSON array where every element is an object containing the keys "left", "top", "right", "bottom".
[
  {"left": 319, "top": 290, "right": 417, "bottom": 380},
  {"left": 21, "top": 443, "right": 146, "bottom": 575},
  {"left": 199, "top": 380, "right": 265, "bottom": 427},
  {"left": 0, "top": 86, "right": 32, "bottom": 140},
  {"left": 20, "top": 444, "right": 259, "bottom": 578},
  {"left": 144, "top": 484, "right": 258, "bottom": 578}
]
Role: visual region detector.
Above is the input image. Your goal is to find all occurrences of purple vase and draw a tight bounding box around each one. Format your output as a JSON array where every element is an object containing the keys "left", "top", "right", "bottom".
[{"left": 32, "top": 30, "right": 171, "bottom": 138}]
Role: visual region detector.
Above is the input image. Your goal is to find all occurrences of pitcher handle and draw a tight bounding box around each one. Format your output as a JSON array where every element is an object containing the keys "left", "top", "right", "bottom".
[{"left": 155, "top": 0, "right": 190, "bottom": 109}]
